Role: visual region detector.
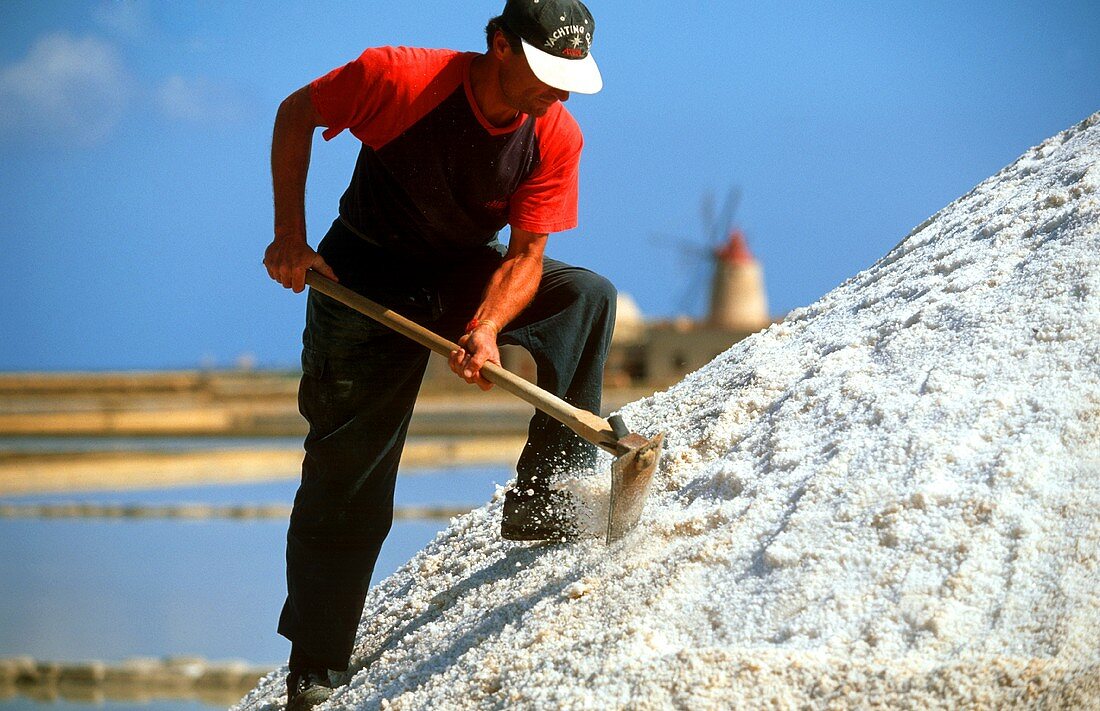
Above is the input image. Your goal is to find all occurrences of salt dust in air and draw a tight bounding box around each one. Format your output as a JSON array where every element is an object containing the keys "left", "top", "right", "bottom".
[{"left": 238, "top": 113, "right": 1100, "bottom": 710}]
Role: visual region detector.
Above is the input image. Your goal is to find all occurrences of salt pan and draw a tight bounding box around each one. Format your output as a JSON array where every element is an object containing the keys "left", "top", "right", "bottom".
[{"left": 238, "top": 113, "right": 1100, "bottom": 709}]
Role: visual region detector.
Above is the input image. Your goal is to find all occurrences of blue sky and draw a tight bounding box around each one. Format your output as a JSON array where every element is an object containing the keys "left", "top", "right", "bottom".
[{"left": 1, "top": 1, "right": 1097, "bottom": 371}]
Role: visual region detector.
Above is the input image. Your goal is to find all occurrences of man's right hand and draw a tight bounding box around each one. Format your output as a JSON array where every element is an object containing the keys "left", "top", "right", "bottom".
[{"left": 263, "top": 236, "right": 339, "bottom": 293}]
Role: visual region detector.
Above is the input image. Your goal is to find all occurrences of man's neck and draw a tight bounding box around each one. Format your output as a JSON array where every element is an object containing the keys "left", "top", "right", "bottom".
[{"left": 469, "top": 54, "right": 520, "bottom": 127}]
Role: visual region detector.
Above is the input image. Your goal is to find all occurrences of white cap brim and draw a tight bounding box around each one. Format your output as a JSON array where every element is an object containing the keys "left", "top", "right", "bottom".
[{"left": 520, "top": 38, "right": 603, "bottom": 94}]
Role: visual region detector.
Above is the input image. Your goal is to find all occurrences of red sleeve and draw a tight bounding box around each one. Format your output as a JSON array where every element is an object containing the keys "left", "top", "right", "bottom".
[
  {"left": 309, "top": 47, "right": 465, "bottom": 147},
  {"left": 509, "top": 104, "right": 582, "bottom": 234}
]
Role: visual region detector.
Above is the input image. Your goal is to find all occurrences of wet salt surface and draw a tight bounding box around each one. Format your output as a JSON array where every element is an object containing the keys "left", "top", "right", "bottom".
[
  {"left": 0, "top": 436, "right": 306, "bottom": 454},
  {"left": 239, "top": 114, "right": 1100, "bottom": 709}
]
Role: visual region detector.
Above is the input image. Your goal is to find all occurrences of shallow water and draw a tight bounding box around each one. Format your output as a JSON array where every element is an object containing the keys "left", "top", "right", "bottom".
[
  {"left": 0, "top": 465, "right": 510, "bottom": 709},
  {"left": 0, "top": 699, "right": 211, "bottom": 711}
]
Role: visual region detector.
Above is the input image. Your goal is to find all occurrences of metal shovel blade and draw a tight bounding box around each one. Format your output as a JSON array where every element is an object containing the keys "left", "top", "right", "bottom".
[{"left": 606, "top": 432, "right": 665, "bottom": 543}]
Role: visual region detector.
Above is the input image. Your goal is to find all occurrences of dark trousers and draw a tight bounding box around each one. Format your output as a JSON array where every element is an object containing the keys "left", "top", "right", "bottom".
[{"left": 278, "top": 220, "right": 616, "bottom": 670}]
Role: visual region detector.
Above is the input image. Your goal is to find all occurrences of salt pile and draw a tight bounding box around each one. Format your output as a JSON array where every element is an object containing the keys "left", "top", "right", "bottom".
[{"left": 238, "top": 113, "right": 1100, "bottom": 709}]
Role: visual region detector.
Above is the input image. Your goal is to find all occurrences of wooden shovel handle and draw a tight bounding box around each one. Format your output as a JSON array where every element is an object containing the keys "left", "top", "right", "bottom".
[{"left": 304, "top": 271, "right": 620, "bottom": 454}]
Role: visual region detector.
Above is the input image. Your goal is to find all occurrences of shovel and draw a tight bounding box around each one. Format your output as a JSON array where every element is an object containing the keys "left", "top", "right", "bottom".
[{"left": 303, "top": 270, "right": 664, "bottom": 543}]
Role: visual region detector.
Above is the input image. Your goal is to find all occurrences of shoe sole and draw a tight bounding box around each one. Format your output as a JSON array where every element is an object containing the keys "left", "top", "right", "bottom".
[{"left": 287, "top": 687, "right": 333, "bottom": 711}]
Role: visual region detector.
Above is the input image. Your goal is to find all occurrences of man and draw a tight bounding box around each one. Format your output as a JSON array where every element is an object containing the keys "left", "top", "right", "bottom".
[{"left": 263, "top": 0, "right": 612, "bottom": 707}]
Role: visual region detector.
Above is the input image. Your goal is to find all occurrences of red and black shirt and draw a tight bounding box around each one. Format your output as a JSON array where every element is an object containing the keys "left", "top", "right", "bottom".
[{"left": 310, "top": 47, "right": 583, "bottom": 257}]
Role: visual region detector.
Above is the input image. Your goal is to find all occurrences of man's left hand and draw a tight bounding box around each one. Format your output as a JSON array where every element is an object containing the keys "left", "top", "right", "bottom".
[{"left": 449, "top": 326, "right": 500, "bottom": 391}]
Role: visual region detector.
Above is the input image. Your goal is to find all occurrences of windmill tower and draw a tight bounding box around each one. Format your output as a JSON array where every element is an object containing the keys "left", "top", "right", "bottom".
[
  {"left": 659, "top": 187, "right": 770, "bottom": 331},
  {"left": 707, "top": 227, "right": 769, "bottom": 331},
  {"left": 637, "top": 187, "right": 772, "bottom": 385}
]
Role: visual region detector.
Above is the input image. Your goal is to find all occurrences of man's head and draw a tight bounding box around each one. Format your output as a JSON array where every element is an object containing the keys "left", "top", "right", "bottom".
[{"left": 487, "top": 0, "right": 602, "bottom": 96}]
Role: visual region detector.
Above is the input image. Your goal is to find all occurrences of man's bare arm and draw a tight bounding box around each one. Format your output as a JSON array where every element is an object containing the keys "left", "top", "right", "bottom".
[
  {"left": 264, "top": 85, "right": 338, "bottom": 292},
  {"left": 449, "top": 227, "right": 548, "bottom": 389}
]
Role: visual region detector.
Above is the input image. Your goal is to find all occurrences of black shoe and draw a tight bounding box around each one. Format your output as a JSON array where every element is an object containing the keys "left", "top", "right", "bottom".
[
  {"left": 500, "top": 488, "right": 576, "bottom": 541},
  {"left": 286, "top": 668, "right": 333, "bottom": 711}
]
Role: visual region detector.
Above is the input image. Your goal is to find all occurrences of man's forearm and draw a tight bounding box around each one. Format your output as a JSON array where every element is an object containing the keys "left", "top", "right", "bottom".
[
  {"left": 449, "top": 250, "right": 541, "bottom": 389},
  {"left": 271, "top": 86, "right": 319, "bottom": 240},
  {"left": 474, "top": 252, "right": 543, "bottom": 329},
  {"left": 264, "top": 85, "right": 338, "bottom": 292},
  {"left": 449, "top": 230, "right": 545, "bottom": 387},
  {"left": 471, "top": 228, "right": 549, "bottom": 332}
]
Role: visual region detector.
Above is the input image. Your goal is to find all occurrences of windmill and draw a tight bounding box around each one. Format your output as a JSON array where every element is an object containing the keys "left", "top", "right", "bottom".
[{"left": 656, "top": 187, "right": 770, "bottom": 332}]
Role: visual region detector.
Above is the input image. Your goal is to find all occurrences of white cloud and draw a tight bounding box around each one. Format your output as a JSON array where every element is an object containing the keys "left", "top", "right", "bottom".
[
  {"left": 0, "top": 22, "right": 255, "bottom": 147},
  {"left": 0, "top": 33, "right": 131, "bottom": 146},
  {"left": 156, "top": 75, "right": 252, "bottom": 124},
  {"left": 93, "top": 0, "right": 155, "bottom": 41}
]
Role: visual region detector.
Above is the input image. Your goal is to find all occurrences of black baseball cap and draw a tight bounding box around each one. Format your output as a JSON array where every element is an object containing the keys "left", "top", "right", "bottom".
[{"left": 501, "top": 0, "right": 603, "bottom": 94}]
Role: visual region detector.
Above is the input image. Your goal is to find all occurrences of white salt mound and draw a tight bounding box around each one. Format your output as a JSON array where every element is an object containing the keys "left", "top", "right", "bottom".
[{"left": 239, "top": 114, "right": 1100, "bottom": 709}]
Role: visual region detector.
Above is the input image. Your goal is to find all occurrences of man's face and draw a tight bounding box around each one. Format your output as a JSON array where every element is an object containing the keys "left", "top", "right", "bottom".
[{"left": 498, "top": 43, "right": 569, "bottom": 117}]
